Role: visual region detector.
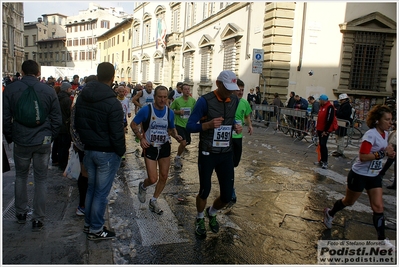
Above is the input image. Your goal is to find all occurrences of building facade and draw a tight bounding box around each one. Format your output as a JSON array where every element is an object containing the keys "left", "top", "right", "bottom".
[
  {"left": 64, "top": 2, "right": 129, "bottom": 74},
  {"left": 97, "top": 1, "right": 396, "bottom": 112},
  {"left": 2, "top": 2, "right": 24, "bottom": 77}
]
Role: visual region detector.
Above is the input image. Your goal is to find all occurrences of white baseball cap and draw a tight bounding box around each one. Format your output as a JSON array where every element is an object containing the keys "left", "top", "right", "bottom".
[{"left": 217, "top": 70, "right": 239, "bottom": 91}]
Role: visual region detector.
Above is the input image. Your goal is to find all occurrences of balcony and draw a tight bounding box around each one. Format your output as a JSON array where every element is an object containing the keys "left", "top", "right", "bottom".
[{"left": 166, "top": 32, "right": 182, "bottom": 49}]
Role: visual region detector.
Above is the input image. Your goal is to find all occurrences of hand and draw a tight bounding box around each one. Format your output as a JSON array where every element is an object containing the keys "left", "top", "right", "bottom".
[
  {"left": 210, "top": 117, "right": 224, "bottom": 129},
  {"left": 175, "top": 135, "right": 183, "bottom": 142},
  {"left": 234, "top": 123, "right": 243, "bottom": 134},
  {"left": 140, "top": 138, "right": 150, "bottom": 149},
  {"left": 386, "top": 144, "right": 396, "bottom": 159},
  {"left": 128, "top": 113, "right": 131, "bottom": 118},
  {"left": 247, "top": 125, "right": 253, "bottom": 135}
]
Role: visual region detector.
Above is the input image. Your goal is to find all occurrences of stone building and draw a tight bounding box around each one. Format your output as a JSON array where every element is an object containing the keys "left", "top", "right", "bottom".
[{"left": 2, "top": 2, "right": 24, "bottom": 77}]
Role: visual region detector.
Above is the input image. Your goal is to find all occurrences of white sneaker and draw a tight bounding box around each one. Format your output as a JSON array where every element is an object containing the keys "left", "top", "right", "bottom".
[
  {"left": 174, "top": 157, "right": 182, "bottom": 169},
  {"left": 381, "top": 238, "right": 396, "bottom": 251},
  {"left": 322, "top": 162, "right": 328, "bottom": 169},
  {"left": 149, "top": 199, "right": 163, "bottom": 215},
  {"left": 323, "top": 208, "right": 334, "bottom": 229}
]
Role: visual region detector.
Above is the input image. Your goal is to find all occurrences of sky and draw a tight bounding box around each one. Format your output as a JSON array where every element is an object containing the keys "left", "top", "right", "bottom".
[{"left": 23, "top": 1, "right": 136, "bottom": 22}]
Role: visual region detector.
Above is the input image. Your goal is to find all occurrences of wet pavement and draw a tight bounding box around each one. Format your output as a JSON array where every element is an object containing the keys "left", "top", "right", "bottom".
[{"left": 2, "top": 120, "right": 397, "bottom": 264}]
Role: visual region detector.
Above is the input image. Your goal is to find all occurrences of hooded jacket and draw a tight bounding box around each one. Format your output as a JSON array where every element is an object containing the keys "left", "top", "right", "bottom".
[
  {"left": 3, "top": 76, "right": 62, "bottom": 146},
  {"left": 75, "top": 80, "right": 126, "bottom": 157}
]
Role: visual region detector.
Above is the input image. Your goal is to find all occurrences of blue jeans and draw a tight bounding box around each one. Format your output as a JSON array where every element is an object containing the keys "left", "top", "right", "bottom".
[
  {"left": 14, "top": 143, "right": 51, "bottom": 222},
  {"left": 83, "top": 150, "right": 121, "bottom": 233}
]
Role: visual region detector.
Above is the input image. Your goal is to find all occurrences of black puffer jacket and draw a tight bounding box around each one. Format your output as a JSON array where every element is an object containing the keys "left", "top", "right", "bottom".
[{"left": 75, "top": 80, "right": 126, "bottom": 157}]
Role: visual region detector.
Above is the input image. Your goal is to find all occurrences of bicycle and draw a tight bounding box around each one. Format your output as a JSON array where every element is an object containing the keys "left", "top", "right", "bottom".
[{"left": 347, "top": 115, "right": 363, "bottom": 141}]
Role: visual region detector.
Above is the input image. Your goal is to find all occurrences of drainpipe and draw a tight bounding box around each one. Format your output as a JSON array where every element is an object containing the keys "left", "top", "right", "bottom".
[
  {"left": 182, "top": 2, "right": 188, "bottom": 69},
  {"left": 297, "top": 2, "right": 307, "bottom": 71},
  {"left": 245, "top": 2, "right": 252, "bottom": 60}
]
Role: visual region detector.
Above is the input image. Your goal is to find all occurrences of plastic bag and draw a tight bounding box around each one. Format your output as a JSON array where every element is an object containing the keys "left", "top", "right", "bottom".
[{"left": 63, "top": 150, "right": 81, "bottom": 180}]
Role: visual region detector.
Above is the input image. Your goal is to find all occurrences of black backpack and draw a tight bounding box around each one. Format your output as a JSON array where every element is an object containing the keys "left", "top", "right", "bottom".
[{"left": 14, "top": 82, "right": 46, "bottom": 127}]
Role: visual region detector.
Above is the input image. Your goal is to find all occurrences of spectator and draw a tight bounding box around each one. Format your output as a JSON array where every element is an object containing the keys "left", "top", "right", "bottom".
[
  {"left": 254, "top": 86, "right": 263, "bottom": 122},
  {"left": 3, "top": 60, "right": 62, "bottom": 231},
  {"left": 71, "top": 75, "right": 80, "bottom": 90},
  {"left": 316, "top": 95, "right": 335, "bottom": 169},
  {"left": 294, "top": 95, "right": 308, "bottom": 110},
  {"left": 332, "top": 93, "right": 353, "bottom": 157},
  {"left": 247, "top": 88, "right": 256, "bottom": 119},
  {"left": 307, "top": 96, "right": 320, "bottom": 116},
  {"left": 56, "top": 82, "right": 73, "bottom": 171},
  {"left": 287, "top": 91, "right": 296, "bottom": 108},
  {"left": 75, "top": 62, "right": 125, "bottom": 240}
]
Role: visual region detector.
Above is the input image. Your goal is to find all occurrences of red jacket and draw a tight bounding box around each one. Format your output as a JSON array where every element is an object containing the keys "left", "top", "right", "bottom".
[{"left": 316, "top": 101, "right": 335, "bottom": 132}]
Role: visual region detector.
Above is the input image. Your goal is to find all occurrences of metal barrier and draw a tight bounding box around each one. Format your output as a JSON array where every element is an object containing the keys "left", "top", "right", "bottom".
[
  {"left": 250, "top": 105, "right": 362, "bottom": 153},
  {"left": 252, "top": 104, "right": 279, "bottom": 129}
]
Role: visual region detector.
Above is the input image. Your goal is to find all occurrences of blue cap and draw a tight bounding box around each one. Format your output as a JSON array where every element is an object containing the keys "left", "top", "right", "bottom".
[{"left": 319, "top": 94, "right": 328, "bottom": 101}]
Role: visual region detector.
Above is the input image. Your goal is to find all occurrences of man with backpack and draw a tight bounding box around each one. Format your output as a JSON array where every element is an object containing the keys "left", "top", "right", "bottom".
[{"left": 3, "top": 60, "right": 62, "bottom": 232}]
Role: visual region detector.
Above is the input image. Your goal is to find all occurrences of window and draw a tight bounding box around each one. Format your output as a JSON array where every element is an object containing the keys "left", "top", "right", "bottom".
[
  {"left": 44, "top": 29, "right": 46, "bottom": 34},
  {"left": 62, "top": 52, "right": 65, "bottom": 61},
  {"left": 143, "top": 22, "right": 151, "bottom": 44},
  {"left": 172, "top": 8, "right": 179, "bottom": 32},
  {"left": 68, "top": 52, "right": 72, "bottom": 61},
  {"left": 32, "top": 35, "right": 36, "bottom": 44},
  {"left": 349, "top": 32, "right": 386, "bottom": 91},
  {"left": 121, "top": 50, "right": 124, "bottom": 63},
  {"left": 73, "top": 39, "right": 78, "bottom": 46},
  {"left": 200, "top": 47, "right": 211, "bottom": 83},
  {"left": 24, "top": 52, "right": 29, "bottom": 61},
  {"left": 223, "top": 39, "right": 237, "bottom": 71},
  {"left": 101, "top": 20, "right": 110, "bottom": 29},
  {"left": 132, "top": 60, "right": 139, "bottom": 82},
  {"left": 128, "top": 49, "right": 130, "bottom": 61},
  {"left": 128, "top": 28, "right": 132, "bottom": 39},
  {"left": 80, "top": 38, "right": 86, "bottom": 46},
  {"left": 154, "top": 58, "right": 162, "bottom": 82},
  {"left": 74, "top": 51, "right": 78, "bottom": 61},
  {"left": 80, "top": 51, "right": 85, "bottom": 60},
  {"left": 67, "top": 39, "right": 72, "bottom": 46},
  {"left": 44, "top": 52, "right": 47, "bottom": 58},
  {"left": 183, "top": 52, "right": 194, "bottom": 82},
  {"left": 117, "top": 35, "right": 120, "bottom": 45},
  {"left": 24, "top": 36, "right": 28, "bottom": 46},
  {"left": 142, "top": 60, "right": 149, "bottom": 82},
  {"left": 39, "top": 53, "right": 42, "bottom": 59},
  {"left": 49, "top": 52, "right": 53, "bottom": 59},
  {"left": 133, "top": 25, "right": 140, "bottom": 47},
  {"left": 55, "top": 52, "right": 59, "bottom": 61}
]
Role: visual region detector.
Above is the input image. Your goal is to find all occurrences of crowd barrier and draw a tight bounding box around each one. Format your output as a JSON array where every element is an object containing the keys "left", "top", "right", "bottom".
[{"left": 252, "top": 105, "right": 355, "bottom": 151}]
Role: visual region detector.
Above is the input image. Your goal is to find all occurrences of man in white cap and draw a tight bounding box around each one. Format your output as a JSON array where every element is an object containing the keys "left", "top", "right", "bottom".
[
  {"left": 332, "top": 93, "right": 353, "bottom": 157},
  {"left": 186, "top": 70, "right": 243, "bottom": 238}
]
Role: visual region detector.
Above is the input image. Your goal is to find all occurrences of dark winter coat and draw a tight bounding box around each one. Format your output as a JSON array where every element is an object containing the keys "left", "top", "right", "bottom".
[
  {"left": 75, "top": 80, "right": 126, "bottom": 157},
  {"left": 57, "top": 90, "right": 72, "bottom": 135},
  {"left": 335, "top": 100, "right": 353, "bottom": 137}
]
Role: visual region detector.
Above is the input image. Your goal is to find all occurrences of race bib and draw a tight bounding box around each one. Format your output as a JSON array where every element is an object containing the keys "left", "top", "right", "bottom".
[
  {"left": 180, "top": 107, "right": 191, "bottom": 119},
  {"left": 368, "top": 159, "right": 383, "bottom": 175},
  {"left": 212, "top": 125, "right": 232, "bottom": 147},
  {"left": 146, "top": 97, "right": 153, "bottom": 103},
  {"left": 149, "top": 129, "right": 167, "bottom": 147}
]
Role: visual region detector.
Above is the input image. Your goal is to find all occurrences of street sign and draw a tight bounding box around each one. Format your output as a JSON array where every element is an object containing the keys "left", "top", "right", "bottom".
[{"left": 252, "top": 48, "right": 264, "bottom": 74}]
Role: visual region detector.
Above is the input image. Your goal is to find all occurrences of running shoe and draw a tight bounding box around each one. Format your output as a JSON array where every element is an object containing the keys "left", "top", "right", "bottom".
[
  {"left": 76, "top": 206, "right": 85, "bottom": 216},
  {"left": 32, "top": 220, "right": 44, "bottom": 232},
  {"left": 195, "top": 218, "right": 206, "bottom": 238},
  {"left": 16, "top": 213, "right": 27, "bottom": 224},
  {"left": 323, "top": 208, "right": 334, "bottom": 229},
  {"left": 138, "top": 181, "right": 146, "bottom": 203},
  {"left": 174, "top": 157, "right": 182, "bottom": 169},
  {"left": 322, "top": 162, "right": 328, "bottom": 169},
  {"left": 381, "top": 238, "right": 396, "bottom": 251},
  {"left": 205, "top": 207, "right": 219, "bottom": 233},
  {"left": 87, "top": 227, "right": 115, "bottom": 241},
  {"left": 149, "top": 199, "right": 163, "bottom": 215}
]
